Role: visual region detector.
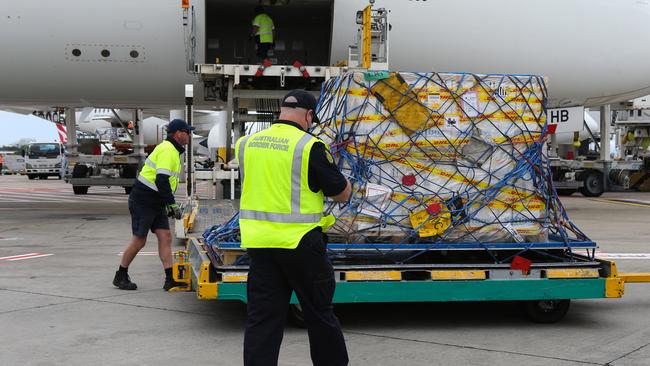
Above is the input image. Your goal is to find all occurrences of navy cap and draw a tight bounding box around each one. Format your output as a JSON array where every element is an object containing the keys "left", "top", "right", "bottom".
[
  {"left": 167, "top": 119, "right": 195, "bottom": 133},
  {"left": 281, "top": 90, "right": 320, "bottom": 123}
]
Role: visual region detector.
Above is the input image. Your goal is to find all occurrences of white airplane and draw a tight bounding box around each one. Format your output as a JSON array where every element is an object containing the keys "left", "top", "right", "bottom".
[
  {"left": 0, "top": 0, "right": 649, "bottom": 118},
  {"left": 13, "top": 106, "right": 220, "bottom": 149}
]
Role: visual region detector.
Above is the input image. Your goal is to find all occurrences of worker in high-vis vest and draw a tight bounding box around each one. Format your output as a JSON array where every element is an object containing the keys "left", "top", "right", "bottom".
[
  {"left": 113, "top": 119, "right": 194, "bottom": 292},
  {"left": 238, "top": 90, "right": 351, "bottom": 366},
  {"left": 251, "top": 5, "right": 275, "bottom": 61}
]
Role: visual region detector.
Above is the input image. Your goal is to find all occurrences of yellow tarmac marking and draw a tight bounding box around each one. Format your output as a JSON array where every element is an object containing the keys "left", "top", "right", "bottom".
[{"left": 588, "top": 198, "right": 650, "bottom": 209}]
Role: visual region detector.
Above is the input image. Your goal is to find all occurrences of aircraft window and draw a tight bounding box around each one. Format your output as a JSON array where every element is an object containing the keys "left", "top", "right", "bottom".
[
  {"left": 101, "top": 49, "right": 110, "bottom": 57},
  {"left": 130, "top": 50, "right": 139, "bottom": 58},
  {"left": 72, "top": 49, "right": 81, "bottom": 57}
]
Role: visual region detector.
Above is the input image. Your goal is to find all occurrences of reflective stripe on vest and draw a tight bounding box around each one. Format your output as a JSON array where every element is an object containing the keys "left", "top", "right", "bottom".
[
  {"left": 237, "top": 135, "right": 250, "bottom": 185},
  {"left": 238, "top": 133, "right": 317, "bottom": 223},
  {"left": 137, "top": 140, "right": 181, "bottom": 193},
  {"left": 137, "top": 174, "right": 158, "bottom": 191},
  {"left": 144, "top": 158, "right": 180, "bottom": 178},
  {"left": 239, "top": 210, "right": 322, "bottom": 223}
]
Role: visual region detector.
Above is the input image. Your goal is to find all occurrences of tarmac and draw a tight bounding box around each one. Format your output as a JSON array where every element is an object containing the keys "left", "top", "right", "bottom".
[{"left": 1, "top": 174, "right": 649, "bottom": 366}]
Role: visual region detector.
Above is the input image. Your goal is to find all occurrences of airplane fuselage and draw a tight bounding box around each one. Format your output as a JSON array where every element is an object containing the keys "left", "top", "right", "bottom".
[{"left": 1, "top": 0, "right": 649, "bottom": 109}]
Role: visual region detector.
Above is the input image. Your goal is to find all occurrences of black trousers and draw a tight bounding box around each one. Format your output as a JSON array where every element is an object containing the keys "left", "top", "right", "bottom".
[
  {"left": 256, "top": 42, "right": 272, "bottom": 60},
  {"left": 244, "top": 228, "right": 349, "bottom": 366}
]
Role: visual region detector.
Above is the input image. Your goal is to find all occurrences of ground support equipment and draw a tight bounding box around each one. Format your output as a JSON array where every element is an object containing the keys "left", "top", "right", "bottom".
[{"left": 173, "top": 233, "right": 650, "bottom": 323}]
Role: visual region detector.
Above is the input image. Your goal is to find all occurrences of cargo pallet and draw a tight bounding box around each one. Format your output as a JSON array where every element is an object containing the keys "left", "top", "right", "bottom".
[{"left": 172, "top": 235, "right": 650, "bottom": 323}]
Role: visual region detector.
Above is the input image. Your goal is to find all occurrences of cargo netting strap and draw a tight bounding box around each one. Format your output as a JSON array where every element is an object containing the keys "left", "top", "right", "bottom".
[{"left": 203, "top": 71, "right": 590, "bottom": 264}]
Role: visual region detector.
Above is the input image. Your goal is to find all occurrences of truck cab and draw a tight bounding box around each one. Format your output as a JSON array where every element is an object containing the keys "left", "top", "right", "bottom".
[{"left": 24, "top": 142, "right": 64, "bottom": 180}]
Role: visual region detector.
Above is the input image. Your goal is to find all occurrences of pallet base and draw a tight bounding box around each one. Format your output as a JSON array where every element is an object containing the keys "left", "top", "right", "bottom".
[{"left": 217, "top": 278, "right": 608, "bottom": 304}]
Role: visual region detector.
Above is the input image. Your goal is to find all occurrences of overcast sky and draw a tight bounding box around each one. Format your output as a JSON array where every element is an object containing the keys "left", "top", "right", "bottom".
[{"left": 0, "top": 111, "right": 59, "bottom": 146}]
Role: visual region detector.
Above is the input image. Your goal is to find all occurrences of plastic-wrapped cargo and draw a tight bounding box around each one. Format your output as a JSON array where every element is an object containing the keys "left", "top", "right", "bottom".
[
  {"left": 312, "top": 70, "right": 564, "bottom": 244},
  {"left": 203, "top": 70, "right": 591, "bottom": 263}
]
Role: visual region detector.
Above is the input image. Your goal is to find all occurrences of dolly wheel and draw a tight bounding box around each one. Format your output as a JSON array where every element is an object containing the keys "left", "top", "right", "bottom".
[{"left": 520, "top": 299, "right": 571, "bottom": 323}]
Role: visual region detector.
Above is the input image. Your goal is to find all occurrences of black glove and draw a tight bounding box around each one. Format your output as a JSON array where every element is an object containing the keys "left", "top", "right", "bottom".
[{"left": 166, "top": 203, "right": 182, "bottom": 220}]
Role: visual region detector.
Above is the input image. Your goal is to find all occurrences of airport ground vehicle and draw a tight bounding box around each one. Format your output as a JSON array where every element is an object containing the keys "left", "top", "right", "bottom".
[
  {"left": 172, "top": 187, "right": 650, "bottom": 324},
  {"left": 549, "top": 103, "right": 650, "bottom": 197},
  {"left": 0, "top": 152, "right": 25, "bottom": 175},
  {"left": 23, "top": 142, "right": 63, "bottom": 180},
  {"left": 168, "top": 5, "right": 650, "bottom": 324},
  {"left": 67, "top": 143, "right": 142, "bottom": 195},
  {"left": 173, "top": 195, "right": 650, "bottom": 324},
  {"left": 68, "top": 158, "right": 140, "bottom": 195},
  {"left": 63, "top": 111, "right": 154, "bottom": 195},
  {"left": 174, "top": 229, "right": 649, "bottom": 323}
]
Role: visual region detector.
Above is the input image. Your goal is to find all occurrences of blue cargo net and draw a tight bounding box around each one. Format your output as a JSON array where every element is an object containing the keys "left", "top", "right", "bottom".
[{"left": 204, "top": 71, "right": 594, "bottom": 264}]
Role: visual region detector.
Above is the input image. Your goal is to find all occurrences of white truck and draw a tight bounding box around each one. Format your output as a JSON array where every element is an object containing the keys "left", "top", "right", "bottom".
[
  {"left": 0, "top": 153, "right": 26, "bottom": 175},
  {"left": 23, "top": 142, "right": 64, "bottom": 180}
]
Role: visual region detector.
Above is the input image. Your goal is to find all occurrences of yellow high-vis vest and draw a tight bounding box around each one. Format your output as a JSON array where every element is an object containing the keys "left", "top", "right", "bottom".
[
  {"left": 137, "top": 140, "right": 181, "bottom": 193},
  {"left": 236, "top": 124, "right": 335, "bottom": 249},
  {"left": 252, "top": 13, "right": 274, "bottom": 44}
]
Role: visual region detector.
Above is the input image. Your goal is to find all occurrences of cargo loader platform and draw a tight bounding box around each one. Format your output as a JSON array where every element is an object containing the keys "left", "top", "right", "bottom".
[{"left": 172, "top": 235, "right": 649, "bottom": 323}]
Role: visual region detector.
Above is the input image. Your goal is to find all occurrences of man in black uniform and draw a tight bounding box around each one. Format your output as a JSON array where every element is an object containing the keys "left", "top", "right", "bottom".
[{"left": 241, "top": 90, "right": 351, "bottom": 366}]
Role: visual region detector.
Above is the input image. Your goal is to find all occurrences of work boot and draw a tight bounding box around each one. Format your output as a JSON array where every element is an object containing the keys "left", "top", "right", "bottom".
[
  {"left": 163, "top": 278, "right": 184, "bottom": 291},
  {"left": 113, "top": 271, "right": 137, "bottom": 290}
]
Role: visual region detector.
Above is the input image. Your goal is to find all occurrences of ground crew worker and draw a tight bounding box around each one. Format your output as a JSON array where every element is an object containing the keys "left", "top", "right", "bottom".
[
  {"left": 237, "top": 90, "right": 351, "bottom": 366},
  {"left": 0, "top": 153, "right": 4, "bottom": 174},
  {"left": 251, "top": 6, "right": 275, "bottom": 61},
  {"left": 113, "top": 119, "right": 194, "bottom": 291}
]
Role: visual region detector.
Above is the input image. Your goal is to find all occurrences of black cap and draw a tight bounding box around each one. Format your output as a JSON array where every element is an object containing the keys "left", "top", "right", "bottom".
[
  {"left": 167, "top": 119, "right": 195, "bottom": 133},
  {"left": 281, "top": 90, "right": 320, "bottom": 123}
]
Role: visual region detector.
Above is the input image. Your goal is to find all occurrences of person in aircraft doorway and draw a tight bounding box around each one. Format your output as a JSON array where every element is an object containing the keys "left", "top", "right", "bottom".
[{"left": 251, "top": 5, "right": 275, "bottom": 61}]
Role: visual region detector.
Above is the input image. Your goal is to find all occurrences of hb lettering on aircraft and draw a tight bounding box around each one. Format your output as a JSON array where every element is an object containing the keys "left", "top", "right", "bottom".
[{"left": 549, "top": 109, "right": 569, "bottom": 123}]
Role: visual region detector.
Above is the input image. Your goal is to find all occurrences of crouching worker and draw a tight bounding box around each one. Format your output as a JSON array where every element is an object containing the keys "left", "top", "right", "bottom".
[{"left": 113, "top": 119, "right": 193, "bottom": 291}]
